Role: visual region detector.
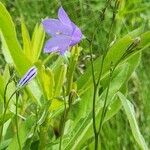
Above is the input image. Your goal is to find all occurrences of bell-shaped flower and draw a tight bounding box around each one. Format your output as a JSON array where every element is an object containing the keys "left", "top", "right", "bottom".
[{"left": 42, "top": 7, "right": 82, "bottom": 55}]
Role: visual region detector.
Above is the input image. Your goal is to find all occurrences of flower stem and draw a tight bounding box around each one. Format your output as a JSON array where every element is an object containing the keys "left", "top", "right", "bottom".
[
  {"left": 59, "top": 88, "right": 74, "bottom": 150},
  {"left": 15, "top": 91, "right": 21, "bottom": 150},
  {"left": 59, "top": 87, "right": 67, "bottom": 150},
  {"left": 3, "top": 80, "right": 10, "bottom": 109},
  {"left": 3, "top": 75, "right": 15, "bottom": 109},
  {"left": 98, "top": 66, "right": 113, "bottom": 135},
  {"left": 0, "top": 89, "right": 18, "bottom": 142},
  {"left": 97, "top": 0, "right": 119, "bottom": 137},
  {"left": 89, "top": 28, "right": 98, "bottom": 150}
]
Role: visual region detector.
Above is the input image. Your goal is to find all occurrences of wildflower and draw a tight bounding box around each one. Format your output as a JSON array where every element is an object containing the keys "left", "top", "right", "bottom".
[
  {"left": 18, "top": 66, "right": 37, "bottom": 87},
  {"left": 42, "top": 7, "right": 82, "bottom": 55}
]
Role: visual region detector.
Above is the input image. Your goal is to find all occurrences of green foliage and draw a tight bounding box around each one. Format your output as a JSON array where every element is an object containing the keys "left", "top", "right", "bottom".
[
  {"left": 0, "top": 1, "right": 150, "bottom": 149},
  {"left": 0, "top": 2, "right": 31, "bottom": 75}
]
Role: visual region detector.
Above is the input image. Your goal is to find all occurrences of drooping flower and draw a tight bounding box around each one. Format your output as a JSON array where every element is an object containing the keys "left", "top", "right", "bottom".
[
  {"left": 18, "top": 66, "right": 37, "bottom": 87},
  {"left": 42, "top": 7, "right": 82, "bottom": 55}
]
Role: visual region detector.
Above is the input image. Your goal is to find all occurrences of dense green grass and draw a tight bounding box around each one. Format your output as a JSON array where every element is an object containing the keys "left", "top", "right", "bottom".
[{"left": 0, "top": 0, "right": 150, "bottom": 149}]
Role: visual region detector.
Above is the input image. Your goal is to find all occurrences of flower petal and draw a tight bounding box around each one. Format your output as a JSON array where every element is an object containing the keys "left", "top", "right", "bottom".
[
  {"left": 43, "top": 35, "right": 72, "bottom": 54},
  {"left": 58, "top": 7, "right": 72, "bottom": 26},
  {"left": 70, "top": 23, "right": 82, "bottom": 46},
  {"left": 42, "top": 18, "right": 73, "bottom": 36}
]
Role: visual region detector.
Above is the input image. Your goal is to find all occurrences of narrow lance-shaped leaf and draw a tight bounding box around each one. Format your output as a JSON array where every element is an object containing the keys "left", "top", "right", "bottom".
[
  {"left": 66, "top": 46, "right": 80, "bottom": 95},
  {"left": 0, "top": 2, "right": 31, "bottom": 75},
  {"left": 31, "top": 23, "right": 45, "bottom": 63},
  {"left": 37, "top": 63, "right": 54, "bottom": 100},
  {"left": 117, "top": 92, "right": 148, "bottom": 150},
  {"left": 21, "top": 18, "right": 31, "bottom": 59},
  {"left": 54, "top": 64, "right": 67, "bottom": 97}
]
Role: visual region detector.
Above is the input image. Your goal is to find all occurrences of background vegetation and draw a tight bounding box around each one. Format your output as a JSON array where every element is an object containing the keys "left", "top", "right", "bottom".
[{"left": 0, "top": 0, "right": 150, "bottom": 149}]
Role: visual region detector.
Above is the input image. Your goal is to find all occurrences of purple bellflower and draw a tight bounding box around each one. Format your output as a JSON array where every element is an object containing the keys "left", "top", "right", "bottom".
[
  {"left": 18, "top": 66, "right": 37, "bottom": 87},
  {"left": 42, "top": 7, "right": 82, "bottom": 55}
]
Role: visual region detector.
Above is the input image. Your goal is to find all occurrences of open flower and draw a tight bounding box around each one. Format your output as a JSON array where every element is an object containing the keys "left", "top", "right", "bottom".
[
  {"left": 18, "top": 66, "right": 37, "bottom": 87},
  {"left": 42, "top": 7, "right": 82, "bottom": 55}
]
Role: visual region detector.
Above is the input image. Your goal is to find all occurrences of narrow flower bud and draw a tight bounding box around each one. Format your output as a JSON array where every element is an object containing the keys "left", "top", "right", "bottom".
[{"left": 18, "top": 66, "right": 37, "bottom": 87}]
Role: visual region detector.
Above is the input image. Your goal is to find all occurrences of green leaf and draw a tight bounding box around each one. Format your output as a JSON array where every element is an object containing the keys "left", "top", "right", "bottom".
[
  {"left": 0, "top": 138, "right": 12, "bottom": 150},
  {"left": 0, "top": 2, "right": 31, "bottom": 75},
  {"left": 31, "top": 23, "right": 45, "bottom": 63},
  {"left": 37, "top": 63, "right": 55, "bottom": 100},
  {"left": 117, "top": 92, "right": 148, "bottom": 150},
  {"left": 66, "top": 46, "right": 80, "bottom": 94},
  {"left": 21, "top": 18, "right": 31, "bottom": 60},
  {"left": 54, "top": 64, "right": 67, "bottom": 97},
  {"left": 21, "top": 19, "right": 45, "bottom": 63}
]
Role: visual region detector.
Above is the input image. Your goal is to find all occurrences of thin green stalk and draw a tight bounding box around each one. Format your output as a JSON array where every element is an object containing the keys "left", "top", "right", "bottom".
[
  {"left": 59, "top": 88, "right": 74, "bottom": 150},
  {"left": 15, "top": 91, "right": 21, "bottom": 150},
  {"left": 89, "top": 1, "right": 119, "bottom": 149},
  {"left": 92, "top": 54, "right": 105, "bottom": 150},
  {"left": 66, "top": 46, "right": 79, "bottom": 95},
  {"left": 97, "top": 0, "right": 119, "bottom": 135},
  {"left": 0, "top": 89, "right": 19, "bottom": 142},
  {"left": 59, "top": 87, "right": 67, "bottom": 150},
  {"left": 3, "top": 75, "right": 15, "bottom": 109},
  {"left": 89, "top": 27, "right": 98, "bottom": 150},
  {"left": 90, "top": 48, "right": 97, "bottom": 137},
  {"left": 3, "top": 80, "right": 10, "bottom": 108},
  {"left": 96, "top": 55, "right": 105, "bottom": 87},
  {"left": 98, "top": 66, "right": 113, "bottom": 134}
]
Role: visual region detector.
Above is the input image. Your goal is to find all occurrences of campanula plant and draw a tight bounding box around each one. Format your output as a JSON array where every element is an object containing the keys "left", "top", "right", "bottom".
[{"left": 0, "top": 1, "right": 150, "bottom": 150}]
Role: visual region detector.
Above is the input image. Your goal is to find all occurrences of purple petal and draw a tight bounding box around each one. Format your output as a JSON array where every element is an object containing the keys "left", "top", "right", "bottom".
[
  {"left": 70, "top": 23, "right": 82, "bottom": 46},
  {"left": 58, "top": 7, "right": 72, "bottom": 26},
  {"left": 18, "top": 66, "right": 37, "bottom": 87},
  {"left": 43, "top": 35, "right": 72, "bottom": 54},
  {"left": 42, "top": 19, "right": 73, "bottom": 36}
]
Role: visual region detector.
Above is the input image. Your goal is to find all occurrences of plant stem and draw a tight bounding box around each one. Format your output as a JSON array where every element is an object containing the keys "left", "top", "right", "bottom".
[
  {"left": 89, "top": 27, "right": 98, "bottom": 150},
  {"left": 3, "top": 75, "right": 15, "bottom": 109},
  {"left": 59, "top": 87, "right": 67, "bottom": 150},
  {"left": 0, "top": 89, "right": 18, "bottom": 142},
  {"left": 98, "top": 66, "right": 113, "bottom": 134},
  {"left": 95, "top": 133, "right": 99, "bottom": 150},
  {"left": 15, "top": 91, "right": 21, "bottom": 150},
  {"left": 66, "top": 46, "right": 79, "bottom": 95},
  {"left": 90, "top": 0, "right": 119, "bottom": 149},
  {"left": 98, "top": 0, "right": 119, "bottom": 136},
  {"left": 3, "top": 80, "right": 10, "bottom": 109}
]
